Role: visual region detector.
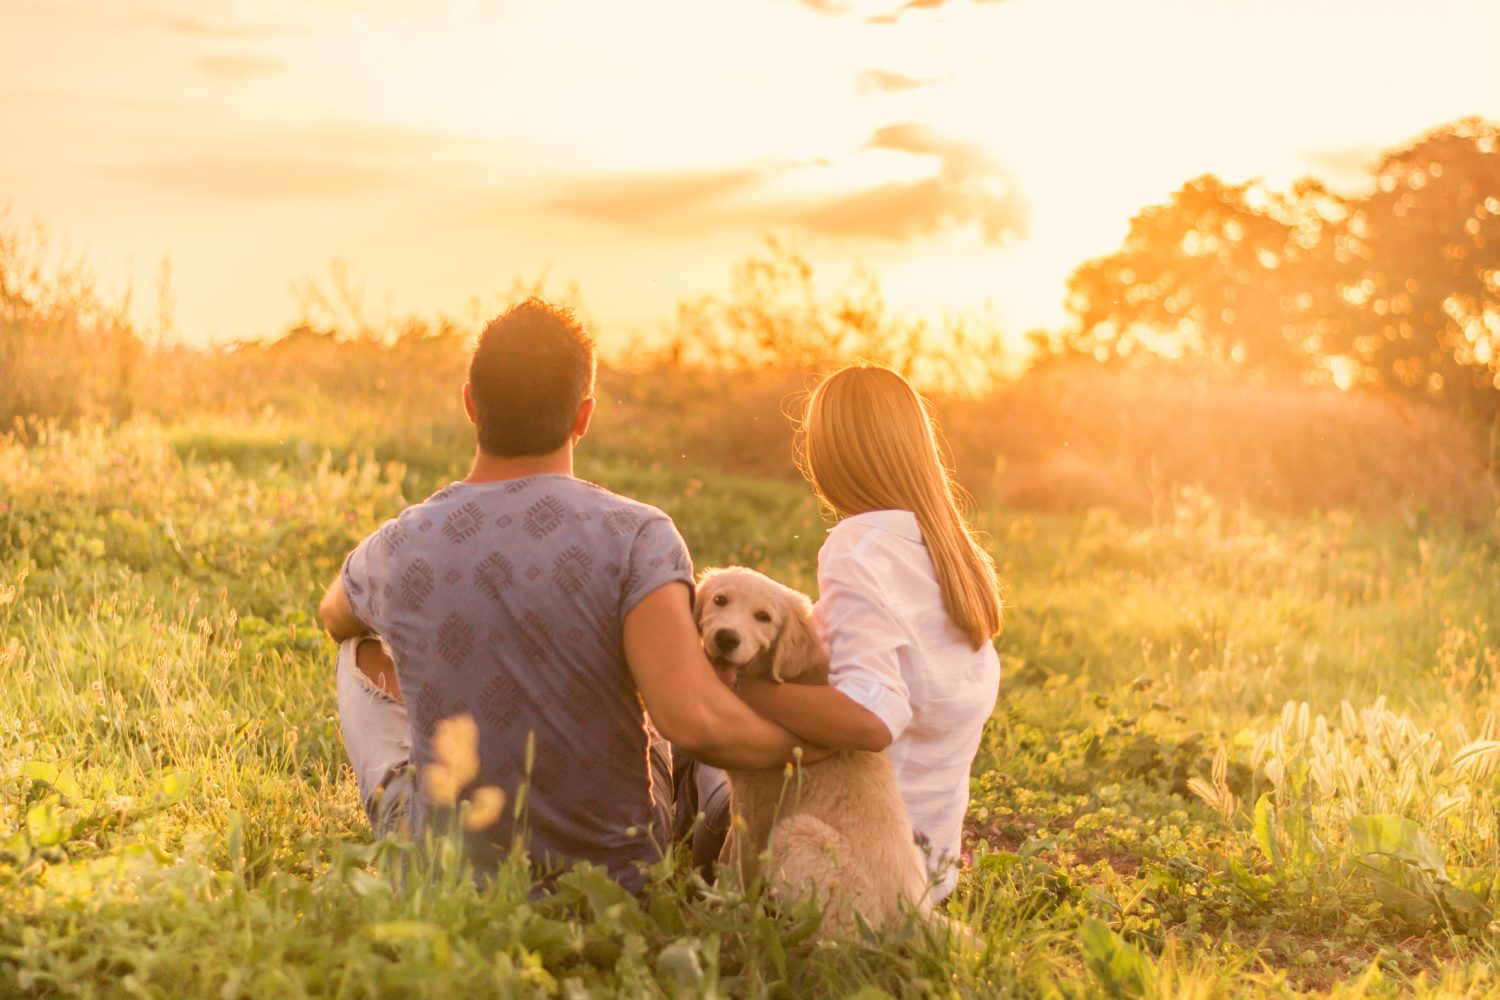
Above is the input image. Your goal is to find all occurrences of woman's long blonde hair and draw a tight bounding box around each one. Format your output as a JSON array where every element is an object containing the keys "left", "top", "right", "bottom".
[{"left": 795, "top": 364, "right": 1002, "bottom": 649}]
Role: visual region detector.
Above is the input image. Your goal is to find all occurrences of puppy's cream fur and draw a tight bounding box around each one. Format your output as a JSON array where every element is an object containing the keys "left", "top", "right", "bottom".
[{"left": 696, "top": 566, "right": 932, "bottom": 938}]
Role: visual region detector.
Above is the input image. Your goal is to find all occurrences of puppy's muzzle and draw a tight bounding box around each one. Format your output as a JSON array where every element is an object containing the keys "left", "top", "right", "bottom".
[{"left": 712, "top": 628, "right": 741, "bottom": 656}]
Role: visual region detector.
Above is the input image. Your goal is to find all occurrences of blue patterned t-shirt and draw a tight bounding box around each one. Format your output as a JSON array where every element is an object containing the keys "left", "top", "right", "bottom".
[{"left": 341, "top": 474, "right": 694, "bottom": 891}]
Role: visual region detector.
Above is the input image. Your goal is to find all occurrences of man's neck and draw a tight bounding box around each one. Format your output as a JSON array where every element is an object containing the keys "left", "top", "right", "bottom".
[{"left": 464, "top": 446, "right": 573, "bottom": 485}]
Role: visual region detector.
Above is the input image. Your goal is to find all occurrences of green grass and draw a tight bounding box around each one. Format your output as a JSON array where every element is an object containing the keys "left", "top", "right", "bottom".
[{"left": 2, "top": 418, "right": 1499, "bottom": 998}]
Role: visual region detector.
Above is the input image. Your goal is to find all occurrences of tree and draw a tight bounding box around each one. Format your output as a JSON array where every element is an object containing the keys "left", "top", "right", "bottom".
[
  {"left": 1064, "top": 175, "right": 1350, "bottom": 377},
  {"left": 1347, "top": 118, "right": 1500, "bottom": 417},
  {"left": 656, "top": 237, "right": 1011, "bottom": 393},
  {"left": 1061, "top": 118, "right": 1500, "bottom": 419}
]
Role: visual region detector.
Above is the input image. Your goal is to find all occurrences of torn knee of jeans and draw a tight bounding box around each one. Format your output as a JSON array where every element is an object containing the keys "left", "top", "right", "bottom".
[{"left": 351, "top": 662, "right": 400, "bottom": 704}]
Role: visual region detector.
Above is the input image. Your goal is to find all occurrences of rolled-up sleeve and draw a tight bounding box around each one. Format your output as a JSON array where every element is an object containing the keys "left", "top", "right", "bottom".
[
  {"left": 620, "top": 514, "right": 695, "bottom": 619},
  {"left": 819, "top": 550, "right": 915, "bottom": 743}
]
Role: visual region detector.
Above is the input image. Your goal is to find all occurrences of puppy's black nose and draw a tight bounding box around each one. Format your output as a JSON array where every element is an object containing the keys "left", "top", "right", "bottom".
[{"left": 714, "top": 628, "right": 741, "bottom": 654}]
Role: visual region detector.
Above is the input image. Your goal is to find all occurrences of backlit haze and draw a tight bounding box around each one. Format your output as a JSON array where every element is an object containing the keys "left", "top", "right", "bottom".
[{"left": 4, "top": 0, "right": 1499, "bottom": 352}]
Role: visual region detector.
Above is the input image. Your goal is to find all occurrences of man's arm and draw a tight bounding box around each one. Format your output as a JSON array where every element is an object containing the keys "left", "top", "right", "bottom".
[
  {"left": 624, "top": 582, "right": 814, "bottom": 771},
  {"left": 318, "top": 575, "right": 370, "bottom": 642},
  {"left": 735, "top": 677, "right": 892, "bottom": 753}
]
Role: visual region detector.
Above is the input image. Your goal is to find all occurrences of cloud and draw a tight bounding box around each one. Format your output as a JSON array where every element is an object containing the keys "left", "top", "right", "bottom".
[
  {"left": 869, "top": 123, "right": 982, "bottom": 163},
  {"left": 1301, "top": 145, "right": 1377, "bottom": 182},
  {"left": 548, "top": 168, "right": 767, "bottom": 230},
  {"left": 99, "top": 96, "right": 207, "bottom": 115},
  {"left": 868, "top": 0, "right": 1007, "bottom": 24},
  {"left": 95, "top": 113, "right": 484, "bottom": 203},
  {"left": 792, "top": 0, "right": 851, "bottom": 13},
  {"left": 115, "top": 158, "right": 399, "bottom": 200},
  {"left": 101, "top": 108, "right": 481, "bottom": 157},
  {"left": 547, "top": 124, "right": 1026, "bottom": 245},
  {"left": 150, "top": 14, "right": 285, "bottom": 39},
  {"left": 797, "top": 124, "right": 1027, "bottom": 242},
  {"left": 797, "top": 0, "right": 1009, "bottom": 20},
  {"left": 195, "top": 54, "right": 286, "bottom": 81},
  {"left": 796, "top": 175, "right": 1024, "bottom": 242},
  {"left": 858, "top": 68, "right": 940, "bottom": 93},
  {"left": 297, "top": 120, "right": 486, "bottom": 158},
  {"left": 868, "top": 0, "right": 945, "bottom": 23}
]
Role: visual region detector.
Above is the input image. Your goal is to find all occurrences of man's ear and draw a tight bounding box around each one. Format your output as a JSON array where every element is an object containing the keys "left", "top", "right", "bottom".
[
  {"left": 769, "top": 604, "right": 825, "bottom": 683},
  {"left": 462, "top": 382, "right": 478, "bottom": 426},
  {"left": 572, "top": 397, "right": 596, "bottom": 442}
]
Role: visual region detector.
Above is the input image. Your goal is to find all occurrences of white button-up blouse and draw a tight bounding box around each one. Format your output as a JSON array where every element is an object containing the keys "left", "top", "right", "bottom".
[{"left": 815, "top": 509, "right": 1001, "bottom": 899}]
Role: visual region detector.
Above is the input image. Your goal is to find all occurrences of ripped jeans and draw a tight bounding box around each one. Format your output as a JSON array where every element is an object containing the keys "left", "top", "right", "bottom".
[{"left": 335, "top": 637, "right": 415, "bottom": 838}]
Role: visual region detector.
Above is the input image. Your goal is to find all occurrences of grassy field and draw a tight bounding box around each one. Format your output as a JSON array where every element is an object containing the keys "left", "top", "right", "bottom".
[{"left": 2, "top": 400, "right": 1498, "bottom": 997}]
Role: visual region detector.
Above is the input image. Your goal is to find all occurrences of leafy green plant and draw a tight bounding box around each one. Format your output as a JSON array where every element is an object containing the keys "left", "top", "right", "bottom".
[
  {"left": 1080, "top": 917, "right": 1156, "bottom": 998},
  {"left": 1349, "top": 815, "right": 1490, "bottom": 932}
]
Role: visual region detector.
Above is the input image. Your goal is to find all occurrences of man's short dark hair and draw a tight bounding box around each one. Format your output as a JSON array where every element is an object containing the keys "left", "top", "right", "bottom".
[{"left": 469, "top": 298, "right": 596, "bottom": 457}]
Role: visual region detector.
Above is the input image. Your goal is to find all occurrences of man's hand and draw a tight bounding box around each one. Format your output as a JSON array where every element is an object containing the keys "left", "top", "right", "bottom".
[
  {"left": 624, "top": 582, "right": 811, "bottom": 771},
  {"left": 318, "top": 575, "right": 369, "bottom": 642}
]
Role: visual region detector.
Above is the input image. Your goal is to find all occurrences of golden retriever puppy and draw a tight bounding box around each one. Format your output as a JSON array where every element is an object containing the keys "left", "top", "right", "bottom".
[{"left": 696, "top": 566, "right": 932, "bottom": 938}]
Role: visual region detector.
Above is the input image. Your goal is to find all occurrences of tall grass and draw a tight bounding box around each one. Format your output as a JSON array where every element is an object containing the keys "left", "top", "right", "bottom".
[
  {"left": 950, "top": 362, "right": 1496, "bottom": 521},
  {"left": 4, "top": 218, "right": 1494, "bottom": 525},
  {"left": 0, "top": 220, "right": 141, "bottom": 424},
  {"left": 6, "top": 222, "right": 1500, "bottom": 996},
  {"left": 3, "top": 416, "right": 1499, "bottom": 995}
]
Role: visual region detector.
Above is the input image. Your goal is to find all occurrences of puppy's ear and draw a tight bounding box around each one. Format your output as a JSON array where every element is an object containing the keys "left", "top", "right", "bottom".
[
  {"left": 694, "top": 568, "right": 722, "bottom": 629},
  {"left": 769, "top": 600, "right": 826, "bottom": 684}
]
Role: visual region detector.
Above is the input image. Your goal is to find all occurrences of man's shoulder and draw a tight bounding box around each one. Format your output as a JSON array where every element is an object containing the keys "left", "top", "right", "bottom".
[
  {"left": 566, "top": 478, "right": 680, "bottom": 537},
  {"left": 390, "top": 476, "right": 679, "bottom": 538}
]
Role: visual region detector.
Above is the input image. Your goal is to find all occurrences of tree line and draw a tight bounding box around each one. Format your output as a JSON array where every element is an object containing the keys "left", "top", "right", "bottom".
[{"left": 1056, "top": 118, "right": 1500, "bottom": 420}]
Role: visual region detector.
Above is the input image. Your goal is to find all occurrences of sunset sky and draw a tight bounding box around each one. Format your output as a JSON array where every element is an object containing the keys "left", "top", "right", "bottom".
[{"left": 4, "top": 0, "right": 1499, "bottom": 352}]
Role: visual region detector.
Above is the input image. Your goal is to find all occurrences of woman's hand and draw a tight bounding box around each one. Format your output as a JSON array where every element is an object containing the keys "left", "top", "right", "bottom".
[
  {"left": 733, "top": 676, "right": 835, "bottom": 764},
  {"left": 735, "top": 674, "right": 782, "bottom": 717},
  {"left": 736, "top": 675, "right": 893, "bottom": 754}
]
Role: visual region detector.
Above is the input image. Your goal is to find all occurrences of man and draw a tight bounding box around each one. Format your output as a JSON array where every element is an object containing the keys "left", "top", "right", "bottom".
[{"left": 317, "top": 298, "right": 801, "bottom": 892}]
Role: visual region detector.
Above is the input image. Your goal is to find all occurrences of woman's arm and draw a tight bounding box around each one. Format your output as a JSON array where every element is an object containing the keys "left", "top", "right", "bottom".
[{"left": 736, "top": 676, "right": 892, "bottom": 753}]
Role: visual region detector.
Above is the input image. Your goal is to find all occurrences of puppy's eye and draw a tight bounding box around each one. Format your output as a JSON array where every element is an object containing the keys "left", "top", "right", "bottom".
[
  {"left": 712, "top": 594, "right": 728, "bottom": 607},
  {"left": 754, "top": 610, "right": 772, "bottom": 624}
]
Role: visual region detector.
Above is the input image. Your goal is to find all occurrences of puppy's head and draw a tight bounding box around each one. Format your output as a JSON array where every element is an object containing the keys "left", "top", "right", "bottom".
[{"left": 695, "top": 567, "right": 827, "bottom": 685}]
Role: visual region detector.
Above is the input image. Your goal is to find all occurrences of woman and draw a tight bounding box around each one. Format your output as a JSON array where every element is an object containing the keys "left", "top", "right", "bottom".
[{"left": 738, "top": 363, "right": 1003, "bottom": 900}]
